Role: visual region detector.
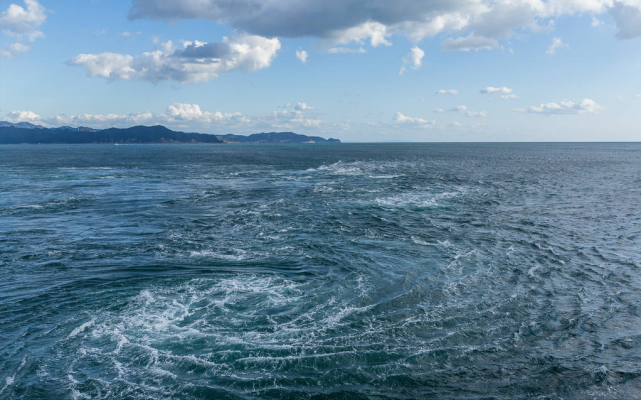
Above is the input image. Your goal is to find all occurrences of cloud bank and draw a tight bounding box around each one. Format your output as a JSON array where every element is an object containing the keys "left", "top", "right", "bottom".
[
  {"left": 127, "top": 0, "right": 641, "bottom": 49},
  {"left": 3, "top": 102, "right": 347, "bottom": 135}
]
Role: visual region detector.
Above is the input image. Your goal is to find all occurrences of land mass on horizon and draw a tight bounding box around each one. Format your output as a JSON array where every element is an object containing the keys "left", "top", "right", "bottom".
[{"left": 0, "top": 122, "right": 341, "bottom": 144}]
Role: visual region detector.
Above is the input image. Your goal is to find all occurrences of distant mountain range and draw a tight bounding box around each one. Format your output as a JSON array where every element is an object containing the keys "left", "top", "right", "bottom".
[{"left": 0, "top": 122, "right": 341, "bottom": 144}]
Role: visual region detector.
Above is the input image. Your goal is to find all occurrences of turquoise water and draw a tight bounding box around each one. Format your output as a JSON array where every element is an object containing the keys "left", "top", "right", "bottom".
[{"left": 1, "top": 143, "right": 641, "bottom": 399}]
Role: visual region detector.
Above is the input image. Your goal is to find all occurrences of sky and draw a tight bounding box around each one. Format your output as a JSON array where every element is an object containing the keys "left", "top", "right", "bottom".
[{"left": 0, "top": 0, "right": 640, "bottom": 142}]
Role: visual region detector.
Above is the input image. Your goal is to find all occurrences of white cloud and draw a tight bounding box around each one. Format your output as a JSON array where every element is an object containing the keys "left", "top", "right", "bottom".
[
  {"left": 393, "top": 112, "right": 437, "bottom": 129},
  {"left": 436, "top": 89, "right": 458, "bottom": 95},
  {"left": 327, "top": 46, "right": 366, "bottom": 54},
  {"left": 637, "top": 94, "right": 641, "bottom": 98},
  {"left": 0, "top": 0, "right": 45, "bottom": 40},
  {"left": 399, "top": 46, "right": 424, "bottom": 75},
  {"left": 295, "top": 102, "right": 314, "bottom": 111},
  {"left": 467, "top": 111, "right": 487, "bottom": 118},
  {"left": 5, "top": 110, "right": 41, "bottom": 123},
  {"left": 528, "top": 98, "right": 605, "bottom": 115},
  {"left": 591, "top": 16, "right": 604, "bottom": 27},
  {"left": 0, "top": 0, "right": 46, "bottom": 58},
  {"left": 70, "top": 53, "right": 136, "bottom": 79},
  {"left": 70, "top": 33, "right": 281, "bottom": 84},
  {"left": 546, "top": 37, "right": 569, "bottom": 54},
  {"left": 295, "top": 49, "right": 308, "bottom": 64},
  {"left": 501, "top": 94, "right": 520, "bottom": 100},
  {"left": 434, "top": 105, "right": 467, "bottom": 113},
  {"left": 442, "top": 34, "right": 499, "bottom": 52},
  {"left": 481, "top": 86, "right": 513, "bottom": 95},
  {"left": 53, "top": 112, "right": 156, "bottom": 127}
]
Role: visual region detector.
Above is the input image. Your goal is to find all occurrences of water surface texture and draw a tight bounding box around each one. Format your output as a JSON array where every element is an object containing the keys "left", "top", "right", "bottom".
[{"left": 1, "top": 143, "right": 641, "bottom": 399}]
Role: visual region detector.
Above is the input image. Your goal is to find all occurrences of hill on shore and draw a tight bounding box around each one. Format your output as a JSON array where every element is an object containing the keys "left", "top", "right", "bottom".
[
  {"left": 217, "top": 132, "right": 341, "bottom": 144},
  {"left": 0, "top": 123, "right": 341, "bottom": 144}
]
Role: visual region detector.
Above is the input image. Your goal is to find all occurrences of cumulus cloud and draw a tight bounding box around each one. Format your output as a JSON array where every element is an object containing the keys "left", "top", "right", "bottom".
[
  {"left": 0, "top": 0, "right": 45, "bottom": 40},
  {"left": 5, "top": 102, "right": 342, "bottom": 134},
  {"left": 528, "top": 98, "right": 604, "bottom": 115},
  {"left": 467, "top": 111, "right": 487, "bottom": 118},
  {"left": 295, "top": 102, "right": 314, "bottom": 111},
  {"left": 393, "top": 112, "right": 437, "bottom": 129},
  {"left": 163, "top": 103, "right": 246, "bottom": 124},
  {"left": 0, "top": 0, "right": 46, "bottom": 58},
  {"left": 126, "top": 0, "right": 641, "bottom": 46},
  {"left": 481, "top": 86, "right": 513, "bottom": 95},
  {"left": 442, "top": 34, "right": 499, "bottom": 52},
  {"left": 399, "top": 46, "right": 424, "bottom": 75},
  {"left": 546, "top": 37, "right": 569, "bottom": 54},
  {"left": 436, "top": 89, "right": 458, "bottom": 95},
  {"left": 69, "top": 33, "right": 281, "bottom": 84},
  {"left": 434, "top": 105, "right": 467, "bottom": 113},
  {"left": 481, "top": 87, "right": 520, "bottom": 100},
  {"left": 295, "top": 49, "right": 308, "bottom": 64},
  {"left": 5, "top": 110, "right": 42, "bottom": 123}
]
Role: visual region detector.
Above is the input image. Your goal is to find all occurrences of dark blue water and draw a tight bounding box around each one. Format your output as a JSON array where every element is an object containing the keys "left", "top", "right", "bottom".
[{"left": 1, "top": 143, "right": 641, "bottom": 399}]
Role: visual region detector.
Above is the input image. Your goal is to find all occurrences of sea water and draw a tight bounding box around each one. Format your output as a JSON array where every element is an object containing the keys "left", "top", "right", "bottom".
[{"left": 1, "top": 143, "right": 640, "bottom": 399}]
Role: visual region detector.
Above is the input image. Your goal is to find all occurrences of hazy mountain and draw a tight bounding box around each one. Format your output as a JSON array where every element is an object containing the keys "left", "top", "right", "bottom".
[
  {"left": 0, "top": 121, "right": 45, "bottom": 129},
  {"left": 0, "top": 123, "right": 341, "bottom": 144},
  {"left": 218, "top": 132, "right": 341, "bottom": 144},
  {"left": 0, "top": 125, "right": 222, "bottom": 144}
]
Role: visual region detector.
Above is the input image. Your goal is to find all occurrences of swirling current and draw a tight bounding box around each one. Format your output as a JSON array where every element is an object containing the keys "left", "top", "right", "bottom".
[{"left": 1, "top": 143, "right": 640, "bottom": 399}]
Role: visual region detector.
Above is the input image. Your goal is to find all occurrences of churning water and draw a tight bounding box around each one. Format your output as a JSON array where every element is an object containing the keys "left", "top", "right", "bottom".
[{"left": 1, "top": 143, "right": 640, "bottom": 399}]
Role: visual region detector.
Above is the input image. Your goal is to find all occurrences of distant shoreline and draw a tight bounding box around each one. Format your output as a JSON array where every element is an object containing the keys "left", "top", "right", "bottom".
[{"left": 0, "top": 123, "right": 341, "bottom": 145}]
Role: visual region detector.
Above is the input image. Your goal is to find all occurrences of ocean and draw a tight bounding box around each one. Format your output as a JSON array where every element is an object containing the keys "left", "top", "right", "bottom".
[{"left": 1, "top": 143, "right": 640, "bottom": 399}]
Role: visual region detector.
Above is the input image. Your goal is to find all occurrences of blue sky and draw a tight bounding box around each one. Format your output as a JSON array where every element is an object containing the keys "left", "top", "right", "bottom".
[{"left": 1, "top": 0, "right": 640, "bottom": 141}]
